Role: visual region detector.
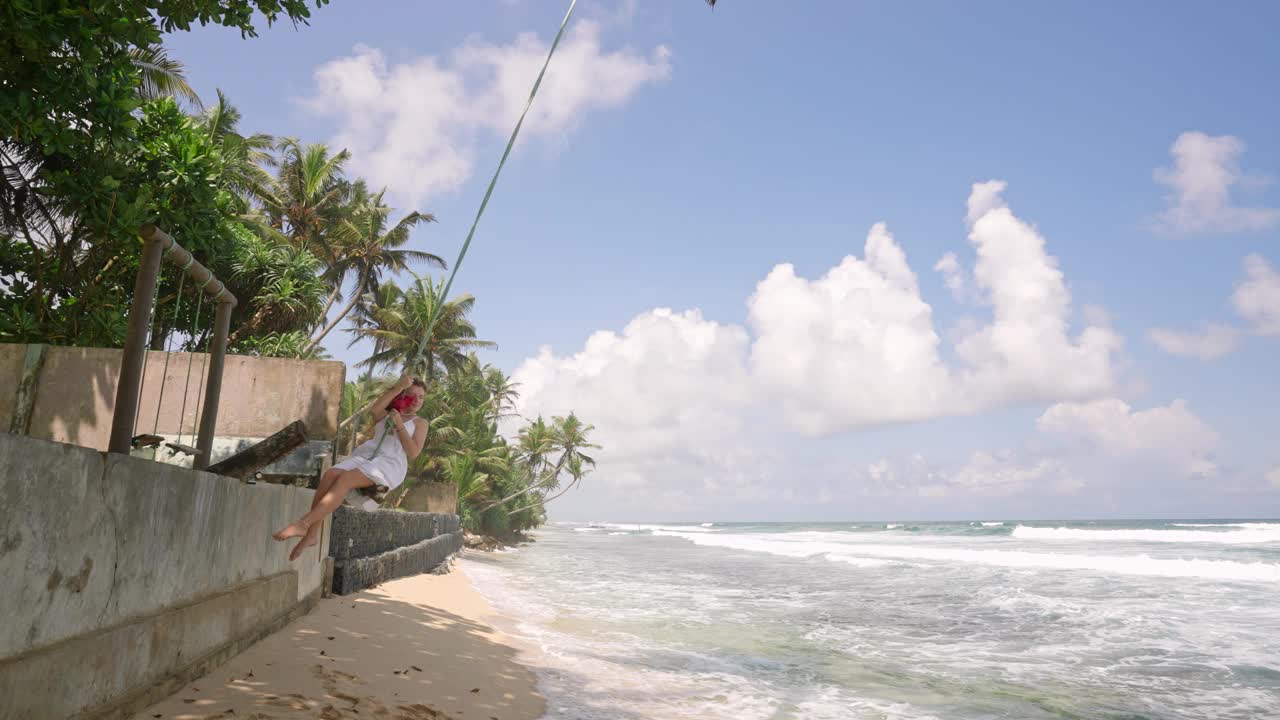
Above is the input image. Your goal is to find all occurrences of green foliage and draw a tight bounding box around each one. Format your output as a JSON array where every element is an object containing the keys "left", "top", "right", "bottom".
[
  {"left": 339, "top": 355, "right": 598, "bottom": 538},
  {"left": 3, "top": 0, "right": 598, "bottom": 541},
  {"left": 1, "top": 0, "right": 326, "bottom": 347}
]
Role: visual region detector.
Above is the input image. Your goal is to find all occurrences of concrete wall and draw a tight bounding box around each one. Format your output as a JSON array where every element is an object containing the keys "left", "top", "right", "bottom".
[
  {"left": 399, "top": 481, "right": 459, "bottom": 514},
  {"left": 0, "top": 344, "right": 24, "bottom": 424},
  {"left": 0, "top": 433, "right": 330, "bottom": 720},
  {"left": 329, "top": 506, "right": 463, "bottom": 595},
  {"left": 1, "top": 343, "right": 344, "bottom": 476}
]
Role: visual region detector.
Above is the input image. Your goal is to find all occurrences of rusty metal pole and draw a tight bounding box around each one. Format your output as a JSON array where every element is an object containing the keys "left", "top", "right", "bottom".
[
  {"left": 195, "top": 296, "right": 234, "bottom": 470},
  {"left": 108, "top": 237, "right": 166, "bottom": 454}
]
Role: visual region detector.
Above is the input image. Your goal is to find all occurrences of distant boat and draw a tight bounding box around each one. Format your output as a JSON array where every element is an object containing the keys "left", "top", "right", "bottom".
[{"left": 585, "top": 522, "right": 608, "bottom": 529}]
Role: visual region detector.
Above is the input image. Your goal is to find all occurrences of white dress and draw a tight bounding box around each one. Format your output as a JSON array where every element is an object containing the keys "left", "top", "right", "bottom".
[{"left": 332, "top": 418, "right": 416, "bottom": 491}]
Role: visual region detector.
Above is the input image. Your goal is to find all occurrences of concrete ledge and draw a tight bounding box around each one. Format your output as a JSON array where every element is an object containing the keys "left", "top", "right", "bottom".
[
  {"left": 0, "top": 571, "right": 321, "bottom": 720},
  {"left": 332, "top": 531, "right": 464, "bottom": 595}
]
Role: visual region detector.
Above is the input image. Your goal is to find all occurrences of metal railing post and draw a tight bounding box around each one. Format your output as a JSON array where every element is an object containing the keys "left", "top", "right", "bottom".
[
  {"left": 108, "top": 237, "right": 166, "bottom": 454},
  {"left": 195, "top": 298, "right": 234, "bottom": 470}
]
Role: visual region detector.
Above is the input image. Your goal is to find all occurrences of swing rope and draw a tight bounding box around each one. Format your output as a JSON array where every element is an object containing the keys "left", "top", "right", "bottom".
[
  {"left": 358, "top": 0, "right": 579, "bottom": 460},
  {"left": 151, "top": 258, "right": 190, "bottom": 437},
  {"left": 133, "top": 245, "right": 172, "bottom": 437},
  {"left": 176, "top": 285, "right": 204, "bottom": 447},
  {"left": 186, "top": 282, "right": 222, "bottom": 451}
]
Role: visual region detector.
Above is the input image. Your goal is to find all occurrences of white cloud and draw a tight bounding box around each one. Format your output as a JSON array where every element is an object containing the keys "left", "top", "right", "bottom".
[
  {"left": 951, "top": 181, "right": 1122, "bottom": 409},
  {"left": 845, "top": 451, "right": 1080, "bottom": 501},
  {"left": 1267, "top": 467, "right": 1280, "bottom": 490},
  {"left": 507, "top": 308, "right": 773, "bottom": 514},
  {"left": 1036, "top": 398, "right": 1219, "bottom": 477},
  {"left": 1147, "top": 253, "right": 1280, "bottom": 359},
  {"left": 1232, "top": 253, "right": 1280, "bottom": 335},
  {"left": 1151, "top": 131, "right": 1280, "bottom": 234},
  {"left": 302, "top": 20, "right": 671, "bottom": 205},
  {"left": 934, "top": 251, "right": 968, "bottom": 300},
  {"left": 746, "top": 222, "right": 955, "bottom": 433},
  {"left": 749, "top": 182, "right": 1120, "bottom": 434},
  {"left": 1146, "top": 324, "right": 1240, "bottom": 360},
  {"left": 513, "top": 181, "right": 1125, "bottom": 514}
]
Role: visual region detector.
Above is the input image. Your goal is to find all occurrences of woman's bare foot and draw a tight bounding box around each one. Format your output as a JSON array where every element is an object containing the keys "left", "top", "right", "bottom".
[
  {"left": 288, "top": 532, "right": 318, "bottom": 561},
  {"left": 272, "top": 520, "right": 309, "bottom": 542}
]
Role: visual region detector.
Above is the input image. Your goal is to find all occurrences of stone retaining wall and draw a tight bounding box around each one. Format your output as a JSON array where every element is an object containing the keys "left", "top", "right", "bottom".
[{"left": 328, "top": 506, "right": 463, "bottom": 595}]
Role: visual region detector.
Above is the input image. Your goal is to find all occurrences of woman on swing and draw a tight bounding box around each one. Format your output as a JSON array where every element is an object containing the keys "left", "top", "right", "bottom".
[{"left": 273, "top": 372, "right": 429, "bottom": 560}]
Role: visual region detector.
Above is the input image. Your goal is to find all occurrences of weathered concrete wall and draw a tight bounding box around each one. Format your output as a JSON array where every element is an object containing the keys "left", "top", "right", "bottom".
[
  {"left": 0, "top": 343, "right": 25, "bottom": 424},
  {"left": 0, "top": 343, "right": 345, "bottom": 449},
  {"left": 329, "top": 506, "right": 463, "bottom": 595},
  {"left": 399, "top": 481, "right": 459, "bottom": 514},
  {"left": 0, "top": 433, "right": 330, "bottom": 720}
]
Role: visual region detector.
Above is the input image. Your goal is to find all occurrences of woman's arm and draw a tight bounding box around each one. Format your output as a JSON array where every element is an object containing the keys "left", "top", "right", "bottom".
[
  {"left": 371, "top": 372, "right": 413, "bottom": 423},
  {"left": 390, "top": 412, "right": 429, "bottom": 460}
]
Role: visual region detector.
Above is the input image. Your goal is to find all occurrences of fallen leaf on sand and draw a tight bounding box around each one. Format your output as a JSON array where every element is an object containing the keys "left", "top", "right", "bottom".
[
  {"left": 411, "top": 665, "right": 423, "bottom": 672},
  {"left": 471, "top": 688, "right": 480, "bottom": 693},
  {"left": 328, "top": 636, "right": 335, "bottom": 640}
]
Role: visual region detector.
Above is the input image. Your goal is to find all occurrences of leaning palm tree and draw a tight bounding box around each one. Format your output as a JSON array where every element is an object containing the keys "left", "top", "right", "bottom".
[
  {"left": 480, "top": 413, "right": 597, "bottom": 513},
  {"left": 349, "top": 273, "right": 495, "bottom": 381},
  {"left": 509, "top": 452, "right": 593, "bottom": 516},
  {"left": 302, "top": 189, "right": 444, "bottom": 355}
]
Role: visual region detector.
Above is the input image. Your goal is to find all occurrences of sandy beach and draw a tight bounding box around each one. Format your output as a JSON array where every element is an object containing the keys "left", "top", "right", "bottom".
[{"left": 134, "top": 564, "right": 545, "bottom": 720}]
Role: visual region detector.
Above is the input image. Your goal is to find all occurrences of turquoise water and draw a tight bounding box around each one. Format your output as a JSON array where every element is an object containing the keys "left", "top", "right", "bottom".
[{"left": 464, "top": 520, "right": 1280, "bottom": 719}]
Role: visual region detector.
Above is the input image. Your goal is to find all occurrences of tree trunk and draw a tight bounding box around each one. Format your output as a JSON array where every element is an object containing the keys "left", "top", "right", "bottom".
[
  {"left": 478, "top": 456, "right": 565, "bottom": 513},
  {"left": 316, "top": 283, "right": 343, "bottom": 329},
  {"left": 303, "top": 271, "right": 366, "bottom": 356},
  {"left": 206, "top": 420, "right": 309, "bottom": 479},
  {"left": 508, "top": 475, "right": 583, "bottom": 516}
]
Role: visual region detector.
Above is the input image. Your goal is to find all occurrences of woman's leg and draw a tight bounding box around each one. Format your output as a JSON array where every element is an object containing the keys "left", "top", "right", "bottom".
[
  {"left": 285, "top": 467, "right": 345, "bottom": 560},
  {"left": 273, "top": 469, "right": 374, "bottom": 542}
]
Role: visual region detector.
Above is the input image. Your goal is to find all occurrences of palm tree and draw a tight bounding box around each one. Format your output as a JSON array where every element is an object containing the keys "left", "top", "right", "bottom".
[
  {"left": 509, "top": 452, "right": 593, "bottom": 516},
  {"left": 350, "top": 273, "right": 495, "bottom": 381},
  {"left": 129, "top": 46, "right": 202, "bottom": 109},
  {"left": 302, "top": 189, "right": 444, "bottom": 355},
  {"left": 482, "top": 366, "right": 521, "bottom": 423},
  {"left": 258, "top": 139, "right": 351, "bottom": 250},
  {"left": 226, "top": 226, "right": 328, "bottom": 343},
  {"left": 196, "top": 90, "right": 275, "bottom": 208},
  {"left": 479, "top": 413, "right": 597, "bottom": 513}
]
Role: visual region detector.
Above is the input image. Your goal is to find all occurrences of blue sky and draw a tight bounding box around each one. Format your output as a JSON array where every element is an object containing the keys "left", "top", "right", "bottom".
[{"left": 167, "top": 1, "right": 1280, "bottom": 520}]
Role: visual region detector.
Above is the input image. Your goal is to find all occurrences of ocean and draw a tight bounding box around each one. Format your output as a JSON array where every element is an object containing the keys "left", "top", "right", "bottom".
[{"left": 463, "top": 520, "right": 1280, "bottom": 720}]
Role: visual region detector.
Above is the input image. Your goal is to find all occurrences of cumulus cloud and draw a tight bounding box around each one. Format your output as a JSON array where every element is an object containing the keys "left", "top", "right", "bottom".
[
  {"left": 512, "top": 181, "right": 1125, "bottom": 513},
  {"left": 1232, "top": 253, "right": 1280, "bottom": 335},
  {"left": 748, "top": 182, "right": 1121, "bottom": 433},
  {"left": 1148, "top": 253, "right": 1280, "bottom": 359},
  {"left": 301, "top": 20, "right": 671, "bottom": 205},
  {"left": 507, "top": 308, "right": 773, "bottom": 513},
  {"left": 845, "top": 451, "right": 1080, "bottom": 501},
  {"left": 1146, "top": 324, "right": 1240, "bottom": 360},
  {"left": 934, "top": 251, "right": 968, "bottom": 300},
  {"left": 1036, "top": 398, "right": 1219, "bottom": 477},
  {"left": 1151, "top": 131, "right": 1280, "bottom": 234}
]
